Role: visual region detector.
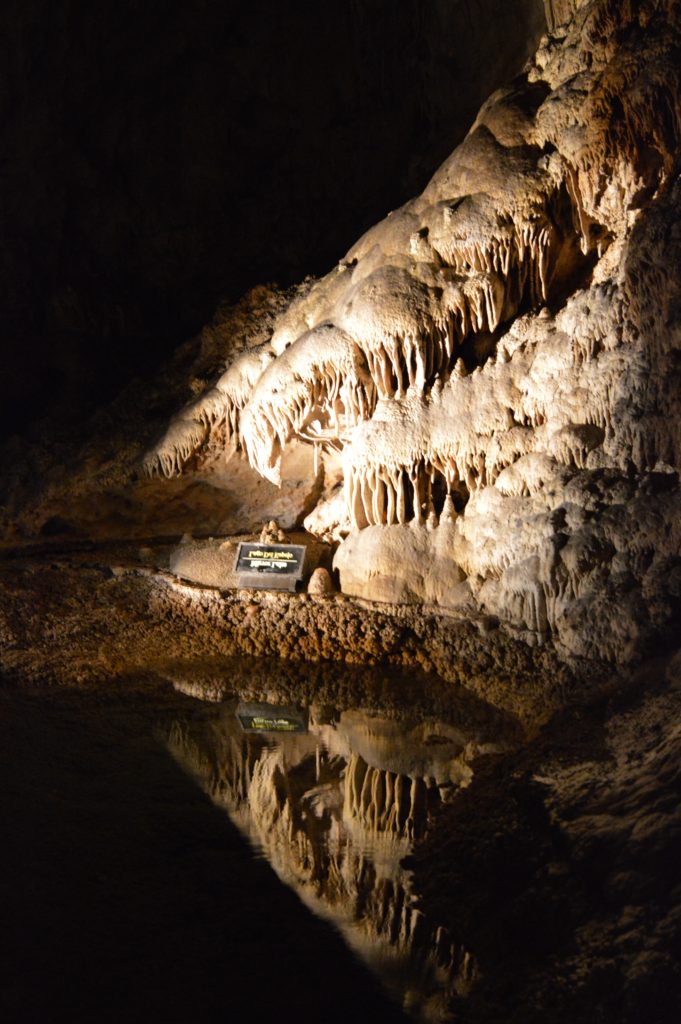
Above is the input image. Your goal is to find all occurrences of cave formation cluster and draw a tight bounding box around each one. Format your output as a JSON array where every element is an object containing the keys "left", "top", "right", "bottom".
[
  {"left": 2, "top": 8, "right": 681, "bottom": 1017},
  {"left": 144, "top": 0, "right": 681, "bottom": 664}
]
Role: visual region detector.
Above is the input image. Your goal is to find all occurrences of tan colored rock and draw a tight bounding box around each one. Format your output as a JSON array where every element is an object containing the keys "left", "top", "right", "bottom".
[
  {"left": 335, "top": 522, "right": 465, "bottom": 606},
  {"left": 139, "top": 0, "right": 681, "bottom": 664},
  {"left": 303, "top": 488, "right": 349, "bottom": 544},
  {"left": 169, "top": 538, "right": 238, "bottom": 589},
  {"left": 307, "top": 567, "right": 334, "bottom": 596},
  {"left": 259, "top": 519, "right": 287, "bottom": 544}
]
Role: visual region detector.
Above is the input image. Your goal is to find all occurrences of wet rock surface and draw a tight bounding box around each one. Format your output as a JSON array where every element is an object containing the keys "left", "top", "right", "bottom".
[
  {"left": 0, "top": 544, "right": 584, "bottom": 725},
  {"left": 409, "top": 657, "right": 681, "bottom": 1022},
  {"left": 140, "top": 0, "right": 681, "bottom": 669},
  {"left": 6, "top": 0, "right": 676, "bottom": 677},
  {"left": 1, "top": 537, "right": 679, "bottom": 1018}
]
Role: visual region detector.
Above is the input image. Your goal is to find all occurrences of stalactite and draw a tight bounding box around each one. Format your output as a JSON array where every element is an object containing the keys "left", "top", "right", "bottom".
[{"left": 343, "top": 754, "right": 434, "bottom": 841}]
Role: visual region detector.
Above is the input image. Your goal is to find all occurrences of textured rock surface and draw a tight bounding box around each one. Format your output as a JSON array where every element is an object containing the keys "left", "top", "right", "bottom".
[
  {"left": 0, "top": 551, "right": 570, "bottom": 724},
  {"left": 306, "top": 566, "right": 335, "bottom": 596},
  {"left": 1, "top": 1, "right": 680, "bottom": 677},
  {"left": 168, "top": 530, "right": 332, "bottom": 591},
  {"left": 169, "top": 537, "right": 242, "bottom": 590},
  {"left": 137, "top": 0, "right": 681, "bottom": 668},
  {"left": 409, "top": 651, "right": 681, "bottom": 1023},
  {"left": 335, "top": 521, "right": 468, "bottom": 606},
  {"left": 2, "top": 5, "right": 680, "bottom": 1022},
  {"left": 0, "top": 286, "right": 324, "bottom": 544}
]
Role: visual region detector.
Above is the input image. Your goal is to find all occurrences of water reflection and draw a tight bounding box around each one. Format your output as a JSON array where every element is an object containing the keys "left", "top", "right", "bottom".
[{"left": 161, "top": 661, "right": 521, "bottom": 1022}]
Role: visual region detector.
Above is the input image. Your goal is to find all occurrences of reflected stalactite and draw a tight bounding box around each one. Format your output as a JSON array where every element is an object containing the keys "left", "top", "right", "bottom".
[
  {"left": 163, "top": 702, "right": 486, "bottom": 1019},
  {"left": 343, "top": 753, "right": 435, "bottom": 842}
]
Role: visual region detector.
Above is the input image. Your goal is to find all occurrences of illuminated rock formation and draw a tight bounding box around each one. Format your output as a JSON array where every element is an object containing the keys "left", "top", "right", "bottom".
[
  {"left": 144, "top": 0, "right": 681, "bottom": 662},
  {"left": 142, "top": 345, "right": 275, "bottom": 479}
]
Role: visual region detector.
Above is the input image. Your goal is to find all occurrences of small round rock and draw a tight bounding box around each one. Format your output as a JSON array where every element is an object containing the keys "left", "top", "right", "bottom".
[{"left": 307, "top": 567, "right": 335, "bottom": 596}]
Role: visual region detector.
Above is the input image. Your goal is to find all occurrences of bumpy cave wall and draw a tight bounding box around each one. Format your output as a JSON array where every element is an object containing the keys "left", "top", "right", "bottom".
[
  {"left": 144, "top": 0, "right": 681, "bottom": 666},
  {"left": 0, "top": 0, "right": 545, "bottom": 435}
]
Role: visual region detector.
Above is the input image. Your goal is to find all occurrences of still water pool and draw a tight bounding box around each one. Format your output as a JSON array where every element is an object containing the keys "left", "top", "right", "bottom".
[{"left": 0, "top": 658, "right": 520, "bottom": 1023}]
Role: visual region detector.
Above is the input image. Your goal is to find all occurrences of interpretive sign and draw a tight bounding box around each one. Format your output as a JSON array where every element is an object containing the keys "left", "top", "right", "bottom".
[
  {"left": 234, "top": 542, "right": 306, "bottom": 592},
  {"left": 237, "top": 702, "right": 308, "bottom": 734}
]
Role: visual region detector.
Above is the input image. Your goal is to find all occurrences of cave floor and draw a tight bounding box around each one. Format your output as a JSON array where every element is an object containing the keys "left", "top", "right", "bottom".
[{"left": 1, "top": 539, "right": 680, "bottom": 1022}]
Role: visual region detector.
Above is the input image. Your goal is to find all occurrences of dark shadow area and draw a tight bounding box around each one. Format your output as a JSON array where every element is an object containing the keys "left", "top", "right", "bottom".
[
  {"left": 407, "top": 680, "right": 681, "bottom": 1024},
  {"left": 0, "top": 687, "right": 408, "bottom": 1023},
  {"left": 0, "top": 0, "right": 547, "bottom": 437}
]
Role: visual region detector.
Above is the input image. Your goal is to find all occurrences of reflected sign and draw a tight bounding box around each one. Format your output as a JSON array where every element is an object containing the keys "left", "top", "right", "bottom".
[{"left": 237, "top": 702, "right": 308, "bottom": 734}]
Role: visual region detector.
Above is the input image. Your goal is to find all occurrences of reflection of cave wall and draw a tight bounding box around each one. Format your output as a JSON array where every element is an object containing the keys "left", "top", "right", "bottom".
[
  {"left": 165, "top": 708, "right": 480, "bottom": 1012},
  {"left": 0, "top": 0, "right": 546, "bottom": 434},
  {"left": 344, "top": 753, "right": 437, "bottom": 842}
]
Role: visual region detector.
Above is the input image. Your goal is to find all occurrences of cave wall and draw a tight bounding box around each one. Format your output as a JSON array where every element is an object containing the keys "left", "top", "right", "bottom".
[
  {"left": 141, "top": 0, "right": 681, "bottom": 665},
  {"left": 10, "top": 1, "right": 678, "bottom": 671}
]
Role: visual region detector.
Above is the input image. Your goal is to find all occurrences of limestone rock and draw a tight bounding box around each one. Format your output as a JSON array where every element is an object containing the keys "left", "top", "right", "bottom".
[
  {"left": 303, "top": 488, "right": 349, "bottom": 544},
  {"left": 169, "top": 538, "right": 239, "bottom": 590},
  {"left": 307, "top": 567, "right": 334, "bottom": 597},
  {"left": 334, "top": 523, "right": 465, "bottom": 607},
  {"left": 259, "top": 519, "right": 287, "bottom": 544},
  {"left": 72, "top": 0, "right": 681, "bottom": 665}
]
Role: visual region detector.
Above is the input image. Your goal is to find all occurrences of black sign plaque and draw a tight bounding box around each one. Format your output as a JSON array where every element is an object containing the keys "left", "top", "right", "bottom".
[{"left": 234, "top": 542, "right": 306, "bottom": 591}]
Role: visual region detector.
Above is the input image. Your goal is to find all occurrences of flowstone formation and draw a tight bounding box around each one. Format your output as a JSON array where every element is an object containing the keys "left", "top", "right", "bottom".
[{"left": 144, "top": 0, "right": 681, "bottom": 664}]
